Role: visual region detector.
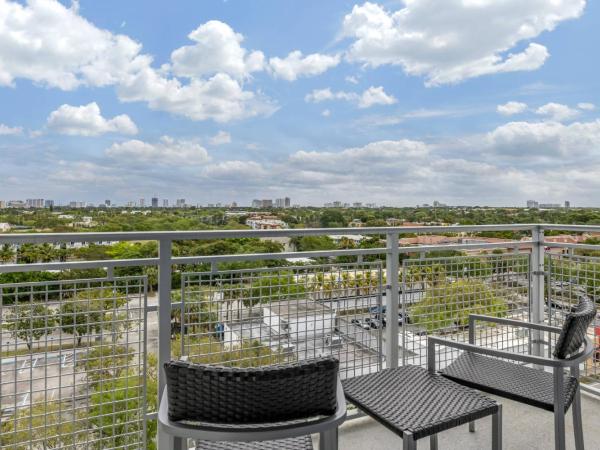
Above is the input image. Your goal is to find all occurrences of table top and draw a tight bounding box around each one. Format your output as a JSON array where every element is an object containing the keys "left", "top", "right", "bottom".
[{"left": 342, "top": 365, "right": 499, "bottom": 440}]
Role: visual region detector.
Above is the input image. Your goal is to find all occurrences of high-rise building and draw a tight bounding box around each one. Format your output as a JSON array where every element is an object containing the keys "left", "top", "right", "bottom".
[
  {"left": 262, "top": 199, "right": 273, "bottom": 208},
  {"left": 0, "top": 201, "right": 5, "bottom": 209},
  {"left": 284, "top": 197, "right": 291, "bottom": 208},
  {"left": 251, "top": 199, "right": 262, "bottom": 208},
  {"left": 526, "top": 200, "right": 539, "bottom": 208},
  {"left": 565, "top": 201, "right": 571, "bottom": 209},
  {"left": 333, "top": 201, "right": 342, "bottom": 207},
  {"left": 353, "top": 202, "right": 362, "bottom": 208},
  {"left": 105, "top": 200, "right": 111, "bottom": 207},
  {"left": 26, "top": 199, "right": 44, "bottom": 208},
  {"left": 163, "top": 199, "right": 169, "bottom": 207},
  {"left": 275, "top": 198, "right": 284, "bottom": 208},
  {"left": 176, "top": 199, "right": 186, "bottom": 207},
  {"left": 139, "top": 198, "right": 145, "bottom": 207},
  {"left": 44, "top": 200, "right": 54, "bottom": 208},
  {"left": 151, "top": 197, "right": 159, "bottom": 208}
]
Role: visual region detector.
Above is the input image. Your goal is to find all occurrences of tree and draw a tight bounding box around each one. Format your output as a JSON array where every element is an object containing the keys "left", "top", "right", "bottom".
[
  {"left": 88, "top": 373, "right": 147, "bottom": 450},
  {"left": 411, "top": 279, "right": 507, "bottom": 331},
  {"left": 4, "top": 303, "right": 55, "bottom": 350},
  {"left": 319, "top": 210, "right": 345, "bottom": 228},
  {"left": 0, "top": 244, "right": 15, "bottom": 264},
  {"left": 0, "top": 401, "right": 84, "bottom": 448},
  {"left": 16, "top": 243, "right": 40, "bottom": 264},
  {"left": 82, "top": 345, "right": 135, "bottom": 383},
  {"left": 292, "top": 235, "right": 336, "bottom": 252},
  {"left": 59, "top": 298, "right": 103, "bottom": 346}
]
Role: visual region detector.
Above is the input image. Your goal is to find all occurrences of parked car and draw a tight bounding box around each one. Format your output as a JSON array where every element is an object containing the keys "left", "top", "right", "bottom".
[
  {"left": 351, "top": 318, "right": 371, "bottom": 330},
  {"left": 365, "top": 317, "right": 383, "bottom": 329}
]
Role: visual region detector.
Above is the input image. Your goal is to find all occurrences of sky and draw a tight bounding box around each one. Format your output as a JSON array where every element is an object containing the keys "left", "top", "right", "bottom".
[{"left": 1, "top": 0, "right": 599, "bottom": 207}]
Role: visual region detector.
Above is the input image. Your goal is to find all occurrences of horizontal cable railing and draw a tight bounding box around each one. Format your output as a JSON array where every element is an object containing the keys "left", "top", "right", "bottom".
[{"left": 0, "top": 224, "right": 599, "bottom": 448}]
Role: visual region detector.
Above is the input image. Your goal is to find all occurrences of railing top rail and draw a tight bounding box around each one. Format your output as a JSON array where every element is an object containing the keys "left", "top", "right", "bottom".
[
  {"left": 0, "top": 241, "right": 532, "bottom": 273},
  {"left": 0, "top": 223, "right": 539, "bottom": 244},
  {"left": 540, "top": 224, "right": 600, "bottom": 232}
]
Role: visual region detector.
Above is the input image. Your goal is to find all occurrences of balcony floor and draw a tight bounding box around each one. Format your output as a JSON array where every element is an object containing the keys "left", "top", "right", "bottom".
[{"left": 325, "top": 391, "right": 600, "bottom": 449}]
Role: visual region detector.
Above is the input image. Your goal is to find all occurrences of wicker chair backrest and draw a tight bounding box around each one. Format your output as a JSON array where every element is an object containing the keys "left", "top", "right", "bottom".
[
  {"left": 553, "top": 296, "right": 597, "bottom": 359},
  {"left": 164, "top": 357, "right": 339, "bottom": 423}
]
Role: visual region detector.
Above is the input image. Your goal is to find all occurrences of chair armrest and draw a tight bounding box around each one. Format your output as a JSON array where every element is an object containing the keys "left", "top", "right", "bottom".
[
  {"left": 427, "top": 335, "right": 594, "bottom": 370},
  {"left": 158, "top": 377, "right": 347, "bottom": 442},
  {"left": 468, "top": 314, "right": 562, "bottom": 334}
]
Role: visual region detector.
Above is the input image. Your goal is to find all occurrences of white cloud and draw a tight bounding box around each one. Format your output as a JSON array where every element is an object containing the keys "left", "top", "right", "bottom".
[
  {"left": 209, "top": 130, "right": 232, "bottom": 145},
  {"left": 106, "top": 136, "right": 210, "bottom": 165},
  {"left": 289, "top": 140, "right": 429, "bottom": 173},
  {"left": 0, "top": 1, "right": 275, "bottom": 123},
  {"left": 305, "top": 88, "right": 353, "bottom": 103},
  {"left": 485, "top": 119, "right": 600, "bottom": 157},
  {"left": 577, "top": 102, "right": 596, "bottom": 111},
  {"left": 0, "top": 123, "right": 23, "bottom": 135},
  {"left": 341, "top": 0, "right": 584, "bottom": 86},
  {"left": 345, "top": 75, "right": 359, "bottom": 84},
  {"left": 269, "top": 51, "right": 340, "bottom": 81},
  {"left": 321, "top": 109, "right": 331, "bottom": 117},
  {"left": 46, "top": 102, "right": 138, "bottom": 136},
  {"left": 497, "top": 101, "right": 528, "bottom": 116},
  {"left": 535, "top": 102, "right": 579, "bottom": 122},
  {"left": 0, "top": 0, "right": 145, "bottom": 90},
  {"left": 117, "top": 70, "right": 277, "bottom": 123},
  {"left": 357, "top": 86, "right": 396, "bottom": 108},
  {"left": 50, "top": 161, "right": 120, "bottom": 184},
  {"left": 204, "top": 160, "right": 266, "bottom": 178},
  {"left": 170, "top": 20, "right": 264, "bottom": 79},
  {"left": 305, "top": 86, "right": 396, "bottom": 108}
]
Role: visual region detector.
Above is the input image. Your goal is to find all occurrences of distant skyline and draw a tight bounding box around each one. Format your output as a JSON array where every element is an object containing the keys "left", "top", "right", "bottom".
[{"left": 1, "top": 0, "right": 600, "bottom": 206}]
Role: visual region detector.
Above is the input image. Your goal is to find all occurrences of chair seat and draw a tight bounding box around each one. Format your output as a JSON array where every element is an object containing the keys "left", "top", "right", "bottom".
[
  {"left": 195, "top": 435, "right": 313, "bottom": 449},
  {"left": 440, "top": 352, "right": 579, "bottom": 412}
]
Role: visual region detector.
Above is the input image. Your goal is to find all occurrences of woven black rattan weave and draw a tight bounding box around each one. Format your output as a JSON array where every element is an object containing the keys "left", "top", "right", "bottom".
[
  {"left": 164, "top": 357, "right": 339, "bottom": 423},
  {"left": 342, "top": 365, "right": 498, "bottom": 440},
  {"left": 553, "top": 296, "right": 597, "bottom": 359},
  {"left": 441, "top": 352, "right": 579, "bottom": 412},
  {"left": 195, "top": 436, "right": 312, "bottom": 449}
]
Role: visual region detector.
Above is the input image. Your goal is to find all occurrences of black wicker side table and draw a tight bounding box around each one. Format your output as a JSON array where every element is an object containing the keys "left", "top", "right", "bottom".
[{"left": 342, "top": 366, "right": 502, "bottom": 450}]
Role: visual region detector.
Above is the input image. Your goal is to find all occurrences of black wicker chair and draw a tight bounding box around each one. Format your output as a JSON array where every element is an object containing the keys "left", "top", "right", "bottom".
[
  {"left": 158, "top": 357, "right": 346, "bottom": 450},
  {"left": 428, "top": 296, "right": 597, "bottom": 450}
]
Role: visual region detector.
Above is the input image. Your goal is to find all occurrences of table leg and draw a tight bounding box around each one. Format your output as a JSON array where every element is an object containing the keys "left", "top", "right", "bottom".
[
  {"left": 403, "top": 431, "right": 417, "bottom": 450},
  {"left": 430, "top": 434, "right": 438, "bottom": 450},
  {"left": 492, "top": 405, "right": 502, "bottom": 450}
]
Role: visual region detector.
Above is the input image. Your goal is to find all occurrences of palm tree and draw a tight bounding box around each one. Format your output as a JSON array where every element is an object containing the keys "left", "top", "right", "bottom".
[
  {"left": 38, "top": 243, "right": 58, "bottom": 263},
  {"left": 0, "top": 244, "right": 15, "bottom": 264},
  {"left": 17, "top": 243, "right": 40, "bottom": 264}
]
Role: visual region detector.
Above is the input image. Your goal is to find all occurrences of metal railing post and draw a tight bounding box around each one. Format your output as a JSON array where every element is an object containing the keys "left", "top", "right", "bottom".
[
  {"left": 385, "top": 232, "right": 399, "bottom": 369},
  {"left": 157, "top": 238, "right": 173, "bottom": 449},
  {"left": 531, "top": 226, "right": 545, "bottom": 357}
]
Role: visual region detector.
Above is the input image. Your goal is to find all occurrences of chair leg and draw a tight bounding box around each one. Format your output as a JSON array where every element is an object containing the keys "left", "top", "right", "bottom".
[
  {"left": 403, "top": 431, "right": 417, "bottom": 450},
  {"left": 554, "top": 368, "right": 566, "bottom": 450},
  {"left": 572, "top": 387, "right": 584, "bottom": 450},
  {"left": 319, "top": 427, "right": 339, "bottom": 450},
  {"left": 469, "top": 421, "right": 476, "bottom": 432},
  {"left": 173, "top": 436, "right": 187, "bottom": 450},
  {"left": 430, "top": 434, "right": 438, "bottom": 450},
  {"left": 492, "top": 404, "right": 502, "bottom": 450}
]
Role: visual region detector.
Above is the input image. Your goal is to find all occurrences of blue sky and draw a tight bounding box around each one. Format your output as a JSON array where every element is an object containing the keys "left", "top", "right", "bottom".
[{"left": 1, "top": 0, "right": 599, "bottom": 206}]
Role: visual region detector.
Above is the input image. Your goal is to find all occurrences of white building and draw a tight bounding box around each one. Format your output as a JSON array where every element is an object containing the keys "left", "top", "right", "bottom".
[
  {"left": 0, "top": 223, "right": 11, "bottom": 232},
  {"left": 223, "top": 300, "right": 336, "bottom": 352},
  {"left": 328, "top": 234, "right": 364, "bottom": 245},
  {"left": 246, "top": 217, "right": 288, "bottom": 230}
]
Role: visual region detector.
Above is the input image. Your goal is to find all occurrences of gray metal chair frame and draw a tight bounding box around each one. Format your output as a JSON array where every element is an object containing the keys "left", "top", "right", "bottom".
[
  {"left": 428, "top": 314, "right": 595, "bottom": 450},
  {"left": 158, "top": 377, "right": 346, "bottom": 450}
]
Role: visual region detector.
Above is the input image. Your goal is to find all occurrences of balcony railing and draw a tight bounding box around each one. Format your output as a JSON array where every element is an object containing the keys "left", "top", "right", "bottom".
[{"left": 0, "top": 224, "right": 599, "bottom": 449}]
